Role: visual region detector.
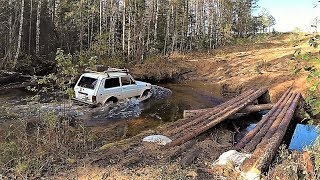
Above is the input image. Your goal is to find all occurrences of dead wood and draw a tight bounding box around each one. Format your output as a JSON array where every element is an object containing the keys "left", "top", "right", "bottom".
[
  {"left": 0, "top": 73, "right": 19, "bottom": 85},
  {"left": 183, "top": 104, "right": 273, "bottom": 119},
  {"left": 0, "top": 82, "right": 33, "bottom": 91},
  {"left": 242, "top": 91, "right": 295, "bottom": 153},
  {"left": 167, "top": 88, "right": 268, "bottom": 147},
  {"left": 241, "top": 93, "right": 300, "bottom": 173},
  {"left": 164, "top": 89, "right": 256, "bottom": 136},
  {"left": 166, "top": 139, "right": 197, "bottom": 161},
  {"left": 235, "top": 88, "right": 291, "bottom": 150}
]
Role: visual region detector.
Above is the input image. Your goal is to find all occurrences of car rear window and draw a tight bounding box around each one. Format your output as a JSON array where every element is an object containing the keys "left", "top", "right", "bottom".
[
  {"left": 105, "top": 78, "right": 120, "bottom": 88},
  {"left": 77, "top": 76, "right": 98, "bottom": 89}
]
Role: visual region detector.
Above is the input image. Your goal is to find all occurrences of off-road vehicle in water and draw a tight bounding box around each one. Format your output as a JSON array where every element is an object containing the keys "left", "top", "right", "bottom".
[{"left": 73, "top": 68, "right": 152, "bottom": 106}]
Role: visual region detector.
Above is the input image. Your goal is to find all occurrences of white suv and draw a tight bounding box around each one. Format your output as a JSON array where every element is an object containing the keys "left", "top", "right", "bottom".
[{"left": 73, "top": 68, "right": 152, "bottom": 106}]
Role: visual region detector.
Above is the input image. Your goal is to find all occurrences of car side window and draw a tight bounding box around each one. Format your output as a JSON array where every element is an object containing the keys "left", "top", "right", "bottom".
[
  {"left": 121, "top": 76, "right": 131, "bottom": 86},
  {"left": 104, "top": 78, "right": 120, "bottom": 88}
]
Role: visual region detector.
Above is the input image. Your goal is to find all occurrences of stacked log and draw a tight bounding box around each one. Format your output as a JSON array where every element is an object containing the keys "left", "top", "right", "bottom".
[
  {"left": 183, "top": 104, "right": 273, "bottom": 119},
  {"left": 234, "top": 88, "right": 291, "bottom": 150},
  {"left": 238, "top": 90, "right": 301, "bottom": 174},
  {"left": 164, "top": 88, "right": 269, "bottom": 147},
  {"left": 165, "top": 89, "right": 256, "bottom": 136}
]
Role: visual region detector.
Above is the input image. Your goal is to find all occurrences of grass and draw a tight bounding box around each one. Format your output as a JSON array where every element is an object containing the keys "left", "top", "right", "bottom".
[{"left": 0, "top": 102, "right": 98, "bottom": 178}]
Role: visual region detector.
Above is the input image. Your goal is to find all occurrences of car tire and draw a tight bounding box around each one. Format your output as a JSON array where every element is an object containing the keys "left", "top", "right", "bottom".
[{"left": 140, "top": 89, "right": 152, "bottom": 101}]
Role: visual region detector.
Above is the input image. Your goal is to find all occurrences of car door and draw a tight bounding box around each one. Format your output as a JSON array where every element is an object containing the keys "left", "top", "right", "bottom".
[
  {"left": 121, "top": 76, "right": 138, "bottom": 98},
  {"left": 100, "top": 77, "right": 122, "bottom": 103}
]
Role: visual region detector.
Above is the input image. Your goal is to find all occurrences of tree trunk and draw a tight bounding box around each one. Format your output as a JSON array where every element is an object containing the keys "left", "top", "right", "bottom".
[
  {"left": 4, "top": 0, "right": 13, "bottom": 68},
  {"left": 154, "top": 0, "right": 158, "bottom": 43},
  {"left": 13, "top": 0, "right": 25, "bottom": 69},
  {"left": 79, "top": 0, "right": 83, "bottom": 53},
  {"left": 164, "top": 5, "right": 170, "bottom": 55},
  {"left": 127, "top": 2, "right": 131, "bottom": 59},
  {"left": 36, "top": 0, "right": 42, "bottom": 56},
  {"left": 28, "top": 0, "right": 33, "bottom": 55},
  {"left": 122, "top": 0, "right": 126, "bottom": 53}
]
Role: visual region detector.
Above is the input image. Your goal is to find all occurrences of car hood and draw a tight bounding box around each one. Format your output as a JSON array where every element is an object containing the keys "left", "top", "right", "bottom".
[{"left": 136, "top": 81, "right": 151, "bottom": 87}]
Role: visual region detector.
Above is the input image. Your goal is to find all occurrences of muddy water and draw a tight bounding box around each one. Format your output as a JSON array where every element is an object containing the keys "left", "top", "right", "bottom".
[
  {"left": 2, "top": 83, "right": 319, "bottom": 150},
  {"left": 85, "top": 82, "right": 225, "bottom": 137},
  {"left": 0, "top": 81, "right": 225, "bottom": 139}
]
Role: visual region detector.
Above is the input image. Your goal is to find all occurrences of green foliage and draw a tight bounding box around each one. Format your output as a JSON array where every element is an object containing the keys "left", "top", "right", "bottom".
[
  {"left": 297, "top": 48, "right": 320, "bottom": 116},
  {"left": 28, "top": 49, "right": 97, "bottom": 99}
]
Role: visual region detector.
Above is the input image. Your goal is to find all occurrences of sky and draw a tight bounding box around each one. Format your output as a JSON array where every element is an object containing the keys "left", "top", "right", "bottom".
[{"left": 256, "top": 0, "right": 320, "bottom": 32}]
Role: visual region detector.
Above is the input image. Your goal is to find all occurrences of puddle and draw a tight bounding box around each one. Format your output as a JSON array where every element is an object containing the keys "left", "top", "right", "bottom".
[
  {"left": 237, "top": 122, "right": 319, "bottom": 152},
  {"left": 0, "top": 81, "right": 226, "bottom": 138},
  {"left": 85, "top": 82, "right": 226, "bottom": 137},
  {"left": 289, "top": 124, "right": 319, "bottom": 151}
]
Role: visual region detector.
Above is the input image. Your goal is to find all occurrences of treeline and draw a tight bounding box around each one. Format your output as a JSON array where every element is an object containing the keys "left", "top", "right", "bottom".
[{"left": 0, "top": 0, "right": 275, "bottom": 71}]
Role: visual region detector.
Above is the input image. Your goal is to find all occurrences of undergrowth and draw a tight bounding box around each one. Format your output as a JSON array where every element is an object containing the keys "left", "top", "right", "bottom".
[{"left": 0, "top": 49, "right": 99, "bottom": 178}]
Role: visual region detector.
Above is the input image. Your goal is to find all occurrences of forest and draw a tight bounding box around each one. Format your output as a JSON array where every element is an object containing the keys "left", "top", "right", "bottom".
[
  {"left": 0, "top": 0, "right": 275, "bottom": 73},
  {"left": 5, "top": 0, "right": 320, "bottom": 179}
]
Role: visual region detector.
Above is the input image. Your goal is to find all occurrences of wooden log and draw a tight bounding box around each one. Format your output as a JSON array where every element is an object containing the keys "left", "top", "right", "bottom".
[
  {"left": 241, "top": 93, "right": 301, "bottom": 173},
  {"left": 261, "top": 94, "right": 296, "bottom": 141},
  {"left": 167, "top": 88, "right": 268, "bottom": 147},
  {"left": 0, "top": 82, "right": 33, "bottom": 91},
  {"left": 0, "top": 73, "right": 19, "bottom": 84},
  {"left": 167, "top": 89, "right": 258, "bottom": 137},
  {"left": 164, "top": 89, "right": 256, "bottom": 136},
  {"left": 183, "top": 104, "right": 274, "bottom": 119},
  {"left": 171, "top": 89, "right": 268, "bottom": 140},
  {"left": 234, "top": 88, "right": 291, "bottom": 150},
  {"left": 242, "top": 91, "right": 295, "bottom": 153}
]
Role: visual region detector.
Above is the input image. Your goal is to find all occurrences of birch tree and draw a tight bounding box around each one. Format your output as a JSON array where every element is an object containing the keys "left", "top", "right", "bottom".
[
  {"left": 36, "top": 0, "right": 42, "bottom": 55},
  {"left": 13, "top": 0, "right": 25, "bottom": 68}
]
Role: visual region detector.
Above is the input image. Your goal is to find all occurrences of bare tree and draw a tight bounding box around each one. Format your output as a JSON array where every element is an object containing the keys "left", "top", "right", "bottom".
[
  {"left": 13, "top": 0, "right": 25, "bottom": 69},
  {"left": 36, "top": 0, "right": 42, "bottom": 56},
  {"left": 28, "top": 0, "right": 33, "bottom": 54}
]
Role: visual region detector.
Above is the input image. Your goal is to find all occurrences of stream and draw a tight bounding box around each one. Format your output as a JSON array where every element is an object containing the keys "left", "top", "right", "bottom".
[{"left": 0, "top": 81, "right": 318, "bottom": 150}]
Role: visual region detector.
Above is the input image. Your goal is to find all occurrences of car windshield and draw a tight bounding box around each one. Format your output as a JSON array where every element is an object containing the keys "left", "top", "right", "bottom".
[{"left": 77, "top": 76, "right": 98, "bottom": 90}]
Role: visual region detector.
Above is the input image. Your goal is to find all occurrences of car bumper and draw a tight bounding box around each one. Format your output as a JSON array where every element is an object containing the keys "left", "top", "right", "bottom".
[{"left": 72, "top": 97, "right": 97, "bottom": 106}]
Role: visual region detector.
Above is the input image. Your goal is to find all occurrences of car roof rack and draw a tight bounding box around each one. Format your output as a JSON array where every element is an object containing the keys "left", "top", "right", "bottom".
[
  {"left": 84, "top": 66, "right": 129, "bottom": 78},
  {"left": 104, "top": 67, "right": 129, "bottom": 75}
]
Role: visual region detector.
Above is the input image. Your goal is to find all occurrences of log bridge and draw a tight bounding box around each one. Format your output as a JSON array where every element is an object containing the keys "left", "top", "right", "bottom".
[{"left": 163, "top": 87, "right": 301, "bottom": 176}]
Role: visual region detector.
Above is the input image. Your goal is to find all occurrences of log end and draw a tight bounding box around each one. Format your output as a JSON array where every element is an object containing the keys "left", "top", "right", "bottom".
[{"left": 241, "top": 167, "right": 261, "bottom": 180}]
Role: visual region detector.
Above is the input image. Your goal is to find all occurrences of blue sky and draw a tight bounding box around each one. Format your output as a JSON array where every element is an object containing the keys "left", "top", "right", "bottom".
[{"left": 256, "top": 0, "right": 320, "bottom": 32}]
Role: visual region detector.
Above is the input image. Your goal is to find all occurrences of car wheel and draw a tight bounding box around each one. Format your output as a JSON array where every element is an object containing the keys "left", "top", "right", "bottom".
[
  {"left": 140, "top": 89, "right": 152, "bottom": 101},
  {"left": 104, "top": 97, "right": 118, "bottom": 106}
]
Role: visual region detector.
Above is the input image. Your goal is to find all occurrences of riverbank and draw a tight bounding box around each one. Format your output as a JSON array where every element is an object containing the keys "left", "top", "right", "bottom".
[{"left": 1, "top": 33, "right": 319, "bottom": 179}]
